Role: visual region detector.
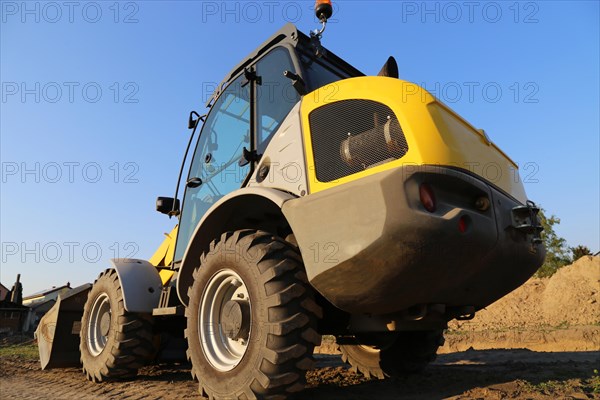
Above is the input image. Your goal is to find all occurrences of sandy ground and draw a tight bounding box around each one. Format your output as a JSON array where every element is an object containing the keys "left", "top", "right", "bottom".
[
  {"left": 1, "top": 346, "right": 598, "bottom": 400},
  {"left": 1, "top": 257, "right": 599, "bottom": 399}
]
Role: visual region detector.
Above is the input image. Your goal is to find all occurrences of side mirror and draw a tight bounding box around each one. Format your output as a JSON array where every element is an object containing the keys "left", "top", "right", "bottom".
[
  {"left": 188, "top": 111, "right": 206, "bottom": 130},
  {"left": 156, "top": 196, "right": 180, "bottom": 216},
  {"left": 188, "top": 111, "right": 199, "bottom": 129}
]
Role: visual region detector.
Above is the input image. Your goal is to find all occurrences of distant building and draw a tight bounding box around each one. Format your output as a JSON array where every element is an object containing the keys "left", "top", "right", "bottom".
[
  {"left": 22, "top": 282, "right": 72, "bottom": 332},
  {"left": 0, "top": 280, "right": 75, "bottom": 333},
  {"left": 0, "top": 275, "right": 29, "bottom": 334},
  {"left": 23, "top": 283, "right": 71, "bottom": 307},
  {"left": 0, "top": 283, "right": 9, "bottom": 301},
  {"left": 0, "top": 300, "right": 29, "bottom": 335}
]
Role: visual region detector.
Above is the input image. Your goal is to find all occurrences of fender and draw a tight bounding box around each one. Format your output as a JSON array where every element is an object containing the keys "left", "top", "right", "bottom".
[
  {"left": 176, "top": 187, "right": 297, "bottom": 306},
  {"left": 110, "top": 258, "right": 162, "bottom": 313}
]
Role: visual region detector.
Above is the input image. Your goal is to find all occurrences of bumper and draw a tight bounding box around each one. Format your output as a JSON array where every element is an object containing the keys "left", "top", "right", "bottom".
[{"left": 282, "top": 166, "right": 545, "bottom": 315}]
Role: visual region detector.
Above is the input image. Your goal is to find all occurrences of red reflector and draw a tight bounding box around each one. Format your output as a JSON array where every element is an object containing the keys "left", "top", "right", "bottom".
[
  {"left": 419, "top": 183, "right": 436, "bottom": 213},
  {"left": 458, "top": 216, "right": 468, "bottom": 233}
]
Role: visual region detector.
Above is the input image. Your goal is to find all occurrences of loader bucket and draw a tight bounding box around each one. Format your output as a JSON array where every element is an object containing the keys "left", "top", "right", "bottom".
[{"left": 36, "top": 283, "right": 92, "bottom": 369}]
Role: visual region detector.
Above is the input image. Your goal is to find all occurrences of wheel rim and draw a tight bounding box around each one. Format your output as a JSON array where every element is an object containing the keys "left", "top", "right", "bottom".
[
  {"left": 199, "top": 269, "right": 251, "bottom": 372},
  {"left": 87, "top": 293, "right": 111, "bottom": 356}
]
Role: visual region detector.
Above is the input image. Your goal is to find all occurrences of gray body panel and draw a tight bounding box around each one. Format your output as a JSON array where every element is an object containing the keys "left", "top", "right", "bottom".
[
  {"left": 248, "top": 102, "right": 308, "bottom": 196},
  {"left": 111, "top": 258, "right": 162, "bottom": 313},
  {"left": 282, "top": 166, "right": 545, "bottom": 315}
]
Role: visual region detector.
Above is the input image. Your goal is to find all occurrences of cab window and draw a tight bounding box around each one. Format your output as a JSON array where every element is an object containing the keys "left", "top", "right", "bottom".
[
  {"left": 174, "top": 75, "right": 251, "bottom": 261},
  {"left": 256, "top": 47, "right": 300, "bottom": 154}
]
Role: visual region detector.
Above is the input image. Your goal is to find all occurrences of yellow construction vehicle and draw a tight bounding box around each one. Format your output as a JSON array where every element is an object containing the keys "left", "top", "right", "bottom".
[{"left": 38, "top": 1, "right": 545, "bottom": 398}]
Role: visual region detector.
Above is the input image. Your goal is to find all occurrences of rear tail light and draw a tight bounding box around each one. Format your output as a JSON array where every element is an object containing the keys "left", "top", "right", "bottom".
[
  {"left": 419, "top": 183, "right": 436, "bottom": 213},
  {"left": 458, "top": 215, "right": 469, "bottom": 233}
]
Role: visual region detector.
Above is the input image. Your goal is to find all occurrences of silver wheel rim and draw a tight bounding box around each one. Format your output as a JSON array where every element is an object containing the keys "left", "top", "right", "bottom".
[
  {"left": 199, "top": 269, "right": 251, "bottom": 372},
  {"left": 87, "top": 293, "right": 111, "bottom": 356}
]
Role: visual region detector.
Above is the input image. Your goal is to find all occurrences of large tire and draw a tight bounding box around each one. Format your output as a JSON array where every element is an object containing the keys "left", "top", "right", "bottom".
[
  {"left": 80, "top": 269, "right": 155, "bottom": 382},
  {"left": 339, "top": 330, "right": 444, "bottom": 379},
  {"left": 185, "top": 230, "right": 322, "bottom": 400}
]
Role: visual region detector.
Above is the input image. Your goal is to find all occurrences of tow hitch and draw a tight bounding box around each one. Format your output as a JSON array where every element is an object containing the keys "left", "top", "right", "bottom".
[{"left": 511, "top": 200, "right": 543, "bottom": 246}]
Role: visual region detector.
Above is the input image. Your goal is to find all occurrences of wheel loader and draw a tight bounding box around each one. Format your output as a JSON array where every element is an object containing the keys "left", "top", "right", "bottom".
[{"left": 37, "top": 1, "right": 545, "bottom": 399}]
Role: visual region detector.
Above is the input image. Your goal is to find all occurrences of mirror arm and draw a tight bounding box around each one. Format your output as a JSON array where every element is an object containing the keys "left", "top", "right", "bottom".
[
  {"left": 283, "top": 71, "right": 307, "bottom": 96},
  {"left": 172, "top": 112, "right": 202, "bottom": 218}
]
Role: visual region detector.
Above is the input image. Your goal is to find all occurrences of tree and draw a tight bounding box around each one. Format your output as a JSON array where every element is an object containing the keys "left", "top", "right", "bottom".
[
  {"left": 570, "top": 245, "right": 592, "bottom": 262},
  {"left": 535, "top": 209, "right": 571, "bottom": 277}
]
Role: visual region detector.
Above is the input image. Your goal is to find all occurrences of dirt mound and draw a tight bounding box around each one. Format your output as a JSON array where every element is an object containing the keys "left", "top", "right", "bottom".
[
  {"left": 542, "top": 256, "right": 600, "bottom": 326},
  {"left": 441, "top": 325, "right": 600, "bottom": 353},
  {"left": 450, "top": 256, "right": 600, "bottom": 331}
]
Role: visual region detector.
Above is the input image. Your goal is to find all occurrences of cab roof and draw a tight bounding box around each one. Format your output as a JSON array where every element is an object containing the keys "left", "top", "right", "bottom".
[{"left": 206, "top": 23, "right": 364, "bottom": 106}]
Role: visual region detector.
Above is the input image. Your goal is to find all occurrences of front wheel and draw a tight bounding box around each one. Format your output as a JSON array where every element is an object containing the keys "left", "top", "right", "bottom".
[
  {"left": 80, "top": 269, "right": 155, "bottom": 382},
  {"left": 185, "top": 230, "right": 322, "bottom": 399}
]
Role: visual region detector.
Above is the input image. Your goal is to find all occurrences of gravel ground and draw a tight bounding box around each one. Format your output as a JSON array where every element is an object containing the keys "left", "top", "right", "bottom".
[{"left": 1, "top": 344, "right": 598, "bottom": 399}]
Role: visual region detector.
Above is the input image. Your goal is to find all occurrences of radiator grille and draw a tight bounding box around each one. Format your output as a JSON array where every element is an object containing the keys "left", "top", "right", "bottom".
[{"left": 309, "top": 99, "right": 409, "bottom": 182}]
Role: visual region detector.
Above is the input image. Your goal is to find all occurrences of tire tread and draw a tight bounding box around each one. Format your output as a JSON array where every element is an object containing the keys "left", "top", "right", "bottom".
[
  {"left": 80, "top": 269, "right": 155, "bottom": 382},
  {"left": 185, "top": 230, "right": 322, "bottom": 399}
]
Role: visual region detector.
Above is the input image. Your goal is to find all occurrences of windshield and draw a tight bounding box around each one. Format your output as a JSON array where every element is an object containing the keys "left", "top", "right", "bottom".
[{"left": 174, "top": 75, "right": 251, "bottom": 262}]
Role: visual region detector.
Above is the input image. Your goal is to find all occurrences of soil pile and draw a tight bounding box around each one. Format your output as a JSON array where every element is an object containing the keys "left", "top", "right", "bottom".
[{"left": 542, "top": 255, "right": 600, "bottom": 326}]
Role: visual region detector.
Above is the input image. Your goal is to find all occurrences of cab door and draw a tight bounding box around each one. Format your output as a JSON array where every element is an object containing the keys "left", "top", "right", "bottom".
[
  {"left": 174, "top": 75, "right": 251, "bottom": 262},
  {"left": 174, "top": 47, "right": 301, "bottom": 263}
]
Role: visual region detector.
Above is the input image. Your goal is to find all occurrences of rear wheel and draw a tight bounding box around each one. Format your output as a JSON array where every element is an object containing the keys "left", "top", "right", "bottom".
[
  {"left": 185, "top": 230, "right": 322, "bottom": 400},
  {"left": 339, "top": 330, "right": 444, "bottom": 379},
  {"left": 80, "top": 269, "right": 155, "bottom": 382}
]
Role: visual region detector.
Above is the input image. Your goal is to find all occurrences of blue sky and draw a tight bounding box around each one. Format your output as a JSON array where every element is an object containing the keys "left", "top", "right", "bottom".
[{"left": 1, "top": 1, "right": 599, "bottom": 295}]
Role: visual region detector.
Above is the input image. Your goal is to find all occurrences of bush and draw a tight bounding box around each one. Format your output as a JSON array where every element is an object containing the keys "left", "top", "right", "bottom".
[
  {"left": 570, "top": 245, "right": 592, "bottom": 262},
  {"left": 535, "top": 209, "right": 571, "bottom": 278}
]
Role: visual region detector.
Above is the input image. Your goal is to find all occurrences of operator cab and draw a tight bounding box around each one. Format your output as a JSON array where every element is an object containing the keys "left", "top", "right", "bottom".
[{"left": 170, "top": 24, "right": 364, "bottom": 263}]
